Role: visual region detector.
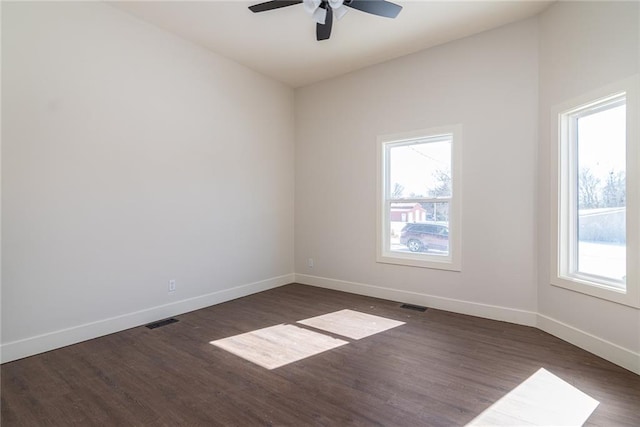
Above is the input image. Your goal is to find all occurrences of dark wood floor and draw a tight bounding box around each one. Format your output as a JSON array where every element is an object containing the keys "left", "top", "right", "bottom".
[{"left": 2, "top": 284, "right": 639, "bottom": 426}]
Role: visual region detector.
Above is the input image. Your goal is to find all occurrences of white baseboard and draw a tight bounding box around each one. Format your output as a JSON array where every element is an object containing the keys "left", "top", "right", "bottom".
[
  {"left": 4, "top": 272, "right": 638, "bottom": 376},
  {"left": 296, "top": 273, "right": 640, "bottom": 375},
  {"left": 537, "top": 314, "right": 640, "bottom": 375},
  {"left": 295, "top": 273, "right": 538, "bottom": 326},
  {"left": 0, "top": 273, "right": 294, "bottom": 364}
]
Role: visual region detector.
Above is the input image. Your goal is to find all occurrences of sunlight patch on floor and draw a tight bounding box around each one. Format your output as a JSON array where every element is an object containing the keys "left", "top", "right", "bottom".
[
  {"left": 297, "top": 309, "right": 406, "bottom": 339},
  {"left": 210, "top": 324, "right": 348, "bottom": 370},
  {"left": 210, "top": 310, "right": 405, "bottom": 369},
  {"left": 466, "top": 368, "right": 599, "bottom": 426}
]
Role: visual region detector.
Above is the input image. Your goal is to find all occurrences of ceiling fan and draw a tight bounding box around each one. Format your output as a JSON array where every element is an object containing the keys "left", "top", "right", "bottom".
[{"left": 248, "top": 0, "right": 403, "bottom": 41}]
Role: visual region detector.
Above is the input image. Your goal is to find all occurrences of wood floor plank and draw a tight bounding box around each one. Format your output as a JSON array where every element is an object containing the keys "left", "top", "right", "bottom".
[{"left": 2, "top": 284, "right": 639, "bottom": 426}]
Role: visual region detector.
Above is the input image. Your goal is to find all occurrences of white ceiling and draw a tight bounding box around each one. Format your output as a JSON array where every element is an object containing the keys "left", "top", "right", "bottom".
[{"left": 111, "top": 1, "right": 553, "bottom": 87}]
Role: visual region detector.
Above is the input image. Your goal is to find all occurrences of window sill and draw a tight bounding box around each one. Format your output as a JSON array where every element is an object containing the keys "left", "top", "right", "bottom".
[
  {"left": 550, "top": 275, "right": 639, "bottom": 309},
  {"left": 377, "top": 253, "right": 461, "bottom": 272}
]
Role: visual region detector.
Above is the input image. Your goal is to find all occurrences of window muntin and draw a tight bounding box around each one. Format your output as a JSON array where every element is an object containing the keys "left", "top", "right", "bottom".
[{"left": 377, "top": 126, "right": 461, "bottom": 271}]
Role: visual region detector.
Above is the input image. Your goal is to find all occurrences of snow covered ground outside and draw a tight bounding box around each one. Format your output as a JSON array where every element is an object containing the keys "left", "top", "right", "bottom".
[{"left": 578, "top": 241, "right": 626, "bottom": 282}]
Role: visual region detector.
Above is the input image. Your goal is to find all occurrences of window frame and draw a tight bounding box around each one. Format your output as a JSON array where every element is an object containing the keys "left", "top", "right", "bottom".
[
  {"left": 550, "top": 76, "right": 640, "bottom": 308},
  {"left": 376, "top": 125, "right": 462, "bottom": 271}
]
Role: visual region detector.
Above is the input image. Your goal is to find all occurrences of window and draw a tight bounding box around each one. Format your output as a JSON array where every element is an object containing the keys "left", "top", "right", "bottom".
[
  {"left": 551, "top": 76, "right": 639, "bottom": 308},
  {"left": 377, "top": 125, "right": 461, "bottom": 271}
]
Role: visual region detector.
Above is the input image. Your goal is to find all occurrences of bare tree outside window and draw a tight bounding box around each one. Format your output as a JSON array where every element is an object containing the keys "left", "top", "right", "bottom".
[
  {"left": 602, "top": 170, "right": 626, "bottom": 208},
  {"left": 391, "top": 183, "right": 405, "bottom": 199},
  {"left": 578, "top": 168, "right": 601, "bottom": 209}
]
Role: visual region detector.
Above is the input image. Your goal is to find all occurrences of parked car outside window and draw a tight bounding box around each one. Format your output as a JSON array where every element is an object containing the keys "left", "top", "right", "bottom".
[{"left": 399, "top": 223, "right": 449, "bottom": 253}]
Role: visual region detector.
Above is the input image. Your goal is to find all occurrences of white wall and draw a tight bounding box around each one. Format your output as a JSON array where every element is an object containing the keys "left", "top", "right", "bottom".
[
  {"left": 295, "top": 3, "right": 640, "bottom": 373},
  {"left": 1, "top": 2, "right": 295, "bottom": 361},
  {"left": 295, "top": 19, "right": 539, "bottom": 322},
  {"left": 537, "top": 1, "right": 640, "bottom": 355}
]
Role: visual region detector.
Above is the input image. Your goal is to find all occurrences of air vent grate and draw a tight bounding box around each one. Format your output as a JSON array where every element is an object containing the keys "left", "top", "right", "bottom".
[
  {"left": 400, "top": 304, "right": 427, "bottom": 312},
  {"left": 146, "top": 318, "right": 179, "bottom": 329}
]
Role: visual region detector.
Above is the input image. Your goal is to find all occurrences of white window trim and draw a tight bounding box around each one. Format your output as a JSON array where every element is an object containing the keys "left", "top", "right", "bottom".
[
  {"left": 550, "top": 75, "right": 640, "bottom": 308},
  {"left": 376, "top": 125, "right": 462, "bottom": 271}
]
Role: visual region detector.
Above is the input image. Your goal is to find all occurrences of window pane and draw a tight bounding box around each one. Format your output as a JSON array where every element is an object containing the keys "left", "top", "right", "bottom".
[
  {"left": 390, "top": 202, "right": 450, "bottom": 256},
  {"left": 388, "top": 138, "right": 451, "bottom": 199},
  {"left": 576, "top": 102, "right": 626, "bottom": 283}
]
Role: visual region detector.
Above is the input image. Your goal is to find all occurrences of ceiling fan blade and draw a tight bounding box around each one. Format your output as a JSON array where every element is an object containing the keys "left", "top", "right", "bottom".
[
  {"left": 249, "top": 0, "right": 302, "bottom": 13},
  {"left": 316, "top": 3, "right": 333, "bottom": 40},
  {"left": 344, "top": 0, "right": 402, "bottom": 18}
]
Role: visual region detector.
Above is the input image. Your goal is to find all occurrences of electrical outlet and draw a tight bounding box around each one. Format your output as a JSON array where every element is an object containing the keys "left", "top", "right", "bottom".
[
  {"left": 168, "top": 279, "right": 176, "bottom": 293},
  {"left": 307, "top": 258, "right": 314, "bottom": 268}
]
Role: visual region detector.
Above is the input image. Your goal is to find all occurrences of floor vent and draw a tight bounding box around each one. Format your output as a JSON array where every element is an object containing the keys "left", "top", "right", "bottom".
[
  {"left": 400, "top": 304, "right": 427, "bottom": 312},
  {"left": 146, "top": 318, "right": 179, "bottom": 329}
]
